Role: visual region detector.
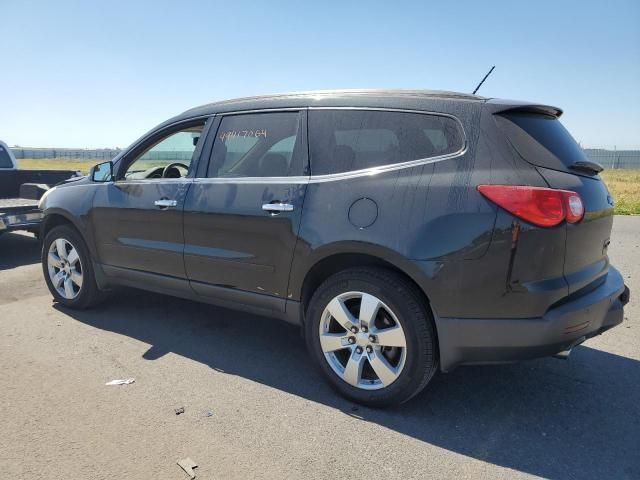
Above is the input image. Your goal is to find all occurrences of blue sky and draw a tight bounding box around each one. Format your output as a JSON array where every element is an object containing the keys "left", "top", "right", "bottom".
[{"left": 1, "top": 0, "right": 638, "bottom": 149}]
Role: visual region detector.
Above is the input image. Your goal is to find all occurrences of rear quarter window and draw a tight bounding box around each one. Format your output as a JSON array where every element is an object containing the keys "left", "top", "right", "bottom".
[
  {"left": 495, "top": 112, "right": 588, "bottom": 172},
  {"left": 309, "top": 110, "right": 464, "bottom": 175}
]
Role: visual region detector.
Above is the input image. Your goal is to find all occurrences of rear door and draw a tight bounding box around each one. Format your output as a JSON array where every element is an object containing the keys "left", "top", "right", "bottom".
[
  {"left": 495, "top": 110, "right": 615, "bottom": 293},
  {"left": 92, "top": 118, "right": 210, "bottom": 279},
  {"left": 183, "top": 110, "right": 308, "bottom": 304}
]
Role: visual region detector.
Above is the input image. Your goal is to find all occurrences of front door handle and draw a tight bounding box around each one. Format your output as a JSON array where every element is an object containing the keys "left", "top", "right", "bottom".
[
  {"left": 154, "top": 198, "right": 177, "bottom": 209},
  {"left": 262, "top": 202, "right": 294, "bottom": 213}
]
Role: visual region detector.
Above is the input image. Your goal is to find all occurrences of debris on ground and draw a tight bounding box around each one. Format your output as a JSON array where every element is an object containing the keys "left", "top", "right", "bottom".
[
  {"left": 204, "top": 411, "right": 214, "bottom": 417},
  {"left": 105, "top": 378, "right": 135, "bottom": 386},
  {"left": 177, "top": 457, "right": 198, "bottom": 479},
  {"left": 175, "top": 406, "right": 185, "bottom": 415}
]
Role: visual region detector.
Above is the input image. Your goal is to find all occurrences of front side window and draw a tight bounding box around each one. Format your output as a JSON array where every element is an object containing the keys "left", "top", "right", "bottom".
[
  {"left": 309, "top": 110, "right": 464, "bottom": 175},
  {"left": 208, "top": 112, "right": 304, "bottom": 178},
  {"left": 122, "top": 124, "right": 205, "bottom": 180}
]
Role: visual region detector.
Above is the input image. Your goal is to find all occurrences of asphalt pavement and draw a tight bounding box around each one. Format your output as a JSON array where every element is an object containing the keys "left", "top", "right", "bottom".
[{"left": 0, "top": 216, "right": 638, "bottom": 479}]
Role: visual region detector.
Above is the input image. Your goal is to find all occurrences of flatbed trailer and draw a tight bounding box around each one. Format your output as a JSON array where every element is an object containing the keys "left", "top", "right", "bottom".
[
  {"left": 0, "top": 197, "right": 42, "bottom": 235},
  {"left": 0, "top": 141, "right": 80, "bottom": 236}
]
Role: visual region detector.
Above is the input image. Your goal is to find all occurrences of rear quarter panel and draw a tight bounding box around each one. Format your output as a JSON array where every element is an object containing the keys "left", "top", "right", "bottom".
[
  {"left": 289, "top": 101, "right": 560, "bottom": 320},
  {"left": 288, "top": 103, "right": 485, "bottom": 314}
]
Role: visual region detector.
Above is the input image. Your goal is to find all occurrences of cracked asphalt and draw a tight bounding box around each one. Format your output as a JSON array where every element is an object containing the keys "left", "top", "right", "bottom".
[{"left": 0, "top": 216, "right": 638, "bottom": 479}]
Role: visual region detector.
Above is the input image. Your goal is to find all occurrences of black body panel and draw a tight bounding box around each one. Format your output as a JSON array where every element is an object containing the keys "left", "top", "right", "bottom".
[
  {"left": 38, "top": 89, "right": 628, "bottom": 371},
  {"left": 437, "top": 265, "right": 626, "bottom": 371},
  {"left": 0, "top": 169, "right": 79, "bottom": 199},
  {"left": 1, "top": 169, "right": 80, "bottom": 234},
  {"left": 183, "top": 180, "right": 307, "bottom": 301},
  {"left": 183, "top": 110, "right": 309, "bottom": 302},
  {"left": 535, "top": 167, "right": 614, "bottom": 294},
  {"left": 92, "top": 180, "right": 191, "bottom": 279}
]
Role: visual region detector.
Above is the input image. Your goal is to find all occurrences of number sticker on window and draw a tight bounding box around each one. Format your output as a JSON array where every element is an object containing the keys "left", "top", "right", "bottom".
[{"left": 219, "top": 129, "right": 267, "bottom": 142}]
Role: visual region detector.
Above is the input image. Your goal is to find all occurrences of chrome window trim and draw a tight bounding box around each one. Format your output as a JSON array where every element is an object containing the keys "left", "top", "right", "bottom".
[
  {"left": 112, "top": 178, "right": 193, "bottom": 185},
  {"left": 110, "top": 107, "right": 466, "bottom": 185},
  {"left": 216, "top": 107, "right": 305, "bottom": 115},
  {"left": 310, "top": 145, "right": 467, "bottom": 182},
  {"left": 195, "top": 106, "right": 467, "bottom": 184},
  {"left": 192, "top": 146, "right": 467, "bottom": 185},
  {"left": 307, "top": 105, "right": 465, "bottom": 119},
  {"left": 193, "top": 176, "right": 308, "bottom": 185}
]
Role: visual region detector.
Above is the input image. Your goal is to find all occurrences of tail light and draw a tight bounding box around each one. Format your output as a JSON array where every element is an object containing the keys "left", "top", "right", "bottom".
[
  {"left": 564, "top": 192, "right": 585, "bottom": 223},
  {"left": 477, "top": 185, "right": 584, "bottom": 227}
]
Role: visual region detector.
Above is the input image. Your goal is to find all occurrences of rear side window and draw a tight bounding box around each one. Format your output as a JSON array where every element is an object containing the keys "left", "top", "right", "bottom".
[
  {"left": 495, "top": 112, "right": 587, "bottom": 172},
  {"left": 0, "top": 144, "right": 14, "bottom": 168},
  {"left": 309, "top": 110, "right": 464, "bottom": 175},
  {"left": 208, "top": 112, "right": 305, "bottom": 178}
]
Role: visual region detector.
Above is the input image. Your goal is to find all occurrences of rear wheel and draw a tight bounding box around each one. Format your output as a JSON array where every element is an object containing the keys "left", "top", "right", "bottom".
[
  {"left": 42, "top": 224, "right": 103, "bottom": 309},
  {"left": 306, "top": 267, "right": 438, "bottom": 407}
]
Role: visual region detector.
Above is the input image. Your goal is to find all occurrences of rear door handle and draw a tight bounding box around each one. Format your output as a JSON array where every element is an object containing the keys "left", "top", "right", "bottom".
[
  {"left": 154, "top": 198, "right": 177, "bottom": 209},
  {"left": 262, "top": 202, "right": 294, "bottom": 213}
]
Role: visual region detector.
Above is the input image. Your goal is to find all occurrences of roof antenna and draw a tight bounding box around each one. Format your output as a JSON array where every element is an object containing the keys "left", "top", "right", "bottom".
[{"left": 472, "top": 66, "right": 495, "bottom": 95}]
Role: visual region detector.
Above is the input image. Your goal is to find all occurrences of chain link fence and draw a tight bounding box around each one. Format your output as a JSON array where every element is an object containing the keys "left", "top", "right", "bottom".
[
  {"left": 9, "top": 147, "right": 640, "bottom": 169},
  {"left": 11, "top": 148, "right": 193, "bottom": 162},
  {"left": 584, "top": 149, "right": 640, "bottom": 169},
  {"left": 11, "top": 148, "right": 122, "bottom": 162}
]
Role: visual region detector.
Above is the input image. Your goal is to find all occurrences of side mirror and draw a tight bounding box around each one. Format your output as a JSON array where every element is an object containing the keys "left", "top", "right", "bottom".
[{"left": 90, "top": 161, "right": 113, "bottom": 182}]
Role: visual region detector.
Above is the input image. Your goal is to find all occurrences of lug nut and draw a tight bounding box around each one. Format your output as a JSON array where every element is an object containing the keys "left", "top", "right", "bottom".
[
  {"left": 350, "top": 326, "right": 358, "bottom": 333},
  {"left": 366, "top": 346, "right": 373, "bottom": 353},
  {"left": 355, "top": 346, "right": 363, "bottom": 354},
  {"left": 361, "top": 326, "right": 368, "bottom": 333},
  {"left": 348, "top": 336, "right": 355, "bottom": 344},
  {"left": 368, "top": 335, "right": 376, "bottom": 343}
]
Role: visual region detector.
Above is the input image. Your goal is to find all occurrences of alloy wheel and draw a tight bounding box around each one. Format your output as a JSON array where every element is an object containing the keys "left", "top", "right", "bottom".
[
  {"left": 319, "top": 291, "right": 407, "bottom": 390},
  {"left": 47, "top": 238, "right": 83, "bottom": 300}
]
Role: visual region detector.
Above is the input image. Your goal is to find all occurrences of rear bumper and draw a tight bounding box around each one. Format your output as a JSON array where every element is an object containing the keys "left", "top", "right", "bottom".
[{"left": 435, "top": 266, "right": 629, "bottom": 372}]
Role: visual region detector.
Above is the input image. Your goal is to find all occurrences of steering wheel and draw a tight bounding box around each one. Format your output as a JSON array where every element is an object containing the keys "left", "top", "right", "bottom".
[{"left": 162, "top": 162, "right": 189, "bottom": 178}]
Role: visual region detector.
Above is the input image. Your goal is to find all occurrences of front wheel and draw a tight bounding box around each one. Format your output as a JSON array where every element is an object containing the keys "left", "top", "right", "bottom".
[
  {"left": 42, "top": 224, "right": 103, "bottom": 309},
  {"left": 305, "top": 268, "right": 438, "bottom": 407}
]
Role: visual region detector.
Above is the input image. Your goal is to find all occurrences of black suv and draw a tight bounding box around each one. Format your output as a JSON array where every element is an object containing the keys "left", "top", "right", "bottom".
[{"left": 39, "top": 90, "right": 630, "bottom": 406}]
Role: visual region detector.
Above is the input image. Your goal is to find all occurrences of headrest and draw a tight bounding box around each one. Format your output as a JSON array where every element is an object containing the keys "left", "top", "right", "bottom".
[
  {"left": 332, "top": 145, "right": 356, "bottom": 171},
  {"left": 258, "top": 153, "right": 288, "bottom": 177}
]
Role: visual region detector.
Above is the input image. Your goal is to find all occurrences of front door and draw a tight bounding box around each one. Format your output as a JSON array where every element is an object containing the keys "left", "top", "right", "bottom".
[
  {"left": 92, "top": 119, "right": 209, "bottom": 279},
  {"left": 183, "top": 110, "right": 308, "bottom": 304}
]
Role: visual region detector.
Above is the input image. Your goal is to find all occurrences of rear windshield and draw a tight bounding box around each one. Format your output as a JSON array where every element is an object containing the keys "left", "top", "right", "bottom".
[
  {"left": 495, "top": 112, "right": 588, "bottom": 172},
  {"left": 0, "top": 145, "right": 14, "bottom": 168}
]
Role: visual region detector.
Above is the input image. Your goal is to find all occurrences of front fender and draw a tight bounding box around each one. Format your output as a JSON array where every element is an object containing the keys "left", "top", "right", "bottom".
[{"left": 40, "top": 181, "right": 99, "bottom": 259}]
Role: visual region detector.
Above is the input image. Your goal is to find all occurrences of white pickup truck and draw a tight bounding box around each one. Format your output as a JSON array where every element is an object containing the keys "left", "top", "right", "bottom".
[{"left": 0, "top": 141, "right": 80, "bottom": 236}]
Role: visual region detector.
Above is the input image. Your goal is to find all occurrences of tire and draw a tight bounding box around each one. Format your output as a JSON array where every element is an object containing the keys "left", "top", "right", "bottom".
[
  {"left": 42, "top": 224, "right": 103, "bottom": 309},
  {"left": 305, "top": 267, "right": 438, "bottom": 407}
]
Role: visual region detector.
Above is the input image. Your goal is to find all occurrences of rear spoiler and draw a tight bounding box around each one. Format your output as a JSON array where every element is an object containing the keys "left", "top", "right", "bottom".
[{"left": 486, "top": 99, "right": 563, "bottom": 118}]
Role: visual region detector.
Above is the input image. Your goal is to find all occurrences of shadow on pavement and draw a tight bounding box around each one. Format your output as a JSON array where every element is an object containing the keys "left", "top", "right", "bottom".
[
  {"left": 0, "top": 232, "right": 40, "bottom": 270},
  {"left": 57, "top": 289, "right": 639, "bottom": 480}
]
